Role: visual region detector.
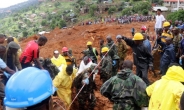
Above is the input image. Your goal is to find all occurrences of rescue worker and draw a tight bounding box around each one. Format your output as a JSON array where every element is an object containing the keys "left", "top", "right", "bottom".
[
  {"left": 161, "top": 21, "right": 173, "bottom": 43},
  {"left": 4, "top": 67, "right": 56, "bottom": 110},
  {"left": 106, "top": 36, "right": 119, "bottom": 76},
  {"left": 181, "top": 92, "right": 184, "bottom": 110},
  {"left": 51, "top": 50, "right": 66, "bottom": 71},
  {"left": 73, "top": 63, "right": 97, "bottom": 110},
  {"left": 160, "top": 38, "right": 176, "bottom": 75},
  {"left": 3, "top": 41, "right": 22, "bottom": 71},
  {"left": 172, "top": 27, "right": 181, "bottom": 61},
  {"left": 76, "top": 56, "right": 93, "bottom": 76},
  {"left": 106, "top": 35, "right": 118, "bottom": 59},
  {"left": 99, "top": 47, "right": 112, "bottom": 83},
  {"left": 143, "top": 33, "right": 151, "bottom": 54},
  {"left": 53, "top": 65, "right": 77, "bottom": 108},
  {"left": 99, "top": 39, "right": 105, "bottom": 58},
  {"left": 20, "top": 36, "right": 47, "bottom": 69},
  {"left": 86, "top": 41, "right": 98, "bottom": 63},
  {"left": 100, "top": 60, "right": 149, "bottom": 110},
  {"left": 141, "top": 26, "right": 147, "bottom": 34},
  {"left": 116, "top": 35, "right": 127, "bottom": 69},
  {"left": 6, "top": 37, "right": 22, "bottom": 57},
  {"left": 62, "top": 47, "right": 76, "bottom": 67},
  {"left": 68, "top": 48, "right": 77, "bottom": 67},
  {"left": 146, "top": 63, "right": 184, "bottom": 110},
  {"left": 122, "top": 33, "right": 153, "bottom": 85}
]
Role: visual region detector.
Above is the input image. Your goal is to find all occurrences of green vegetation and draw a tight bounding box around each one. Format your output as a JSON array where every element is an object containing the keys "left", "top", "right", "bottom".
[
  {"left": 167, "top": 10, "right": 184, "bottom": 22},
  {"left": 0, "top": 0, "right": 154, "bottom": 38}
]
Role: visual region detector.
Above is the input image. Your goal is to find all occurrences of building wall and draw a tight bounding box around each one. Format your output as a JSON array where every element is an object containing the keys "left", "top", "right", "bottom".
[{"left": 164, "top": 1, "right": 184, "bottom": 8}]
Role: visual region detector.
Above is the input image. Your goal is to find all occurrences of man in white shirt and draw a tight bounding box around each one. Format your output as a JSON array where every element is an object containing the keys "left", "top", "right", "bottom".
[{"left": 155, "top": 9, "right": 166, "bottom": 38}]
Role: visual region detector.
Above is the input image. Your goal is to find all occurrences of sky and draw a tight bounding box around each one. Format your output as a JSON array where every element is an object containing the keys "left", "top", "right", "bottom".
[{"left": 0, "top": 0, "right": 28, "bottom": 8}]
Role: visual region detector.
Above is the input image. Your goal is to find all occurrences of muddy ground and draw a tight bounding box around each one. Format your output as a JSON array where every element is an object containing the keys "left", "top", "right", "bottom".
[{"left": 20, "top": 21, "right": 161, "bottom": 110}]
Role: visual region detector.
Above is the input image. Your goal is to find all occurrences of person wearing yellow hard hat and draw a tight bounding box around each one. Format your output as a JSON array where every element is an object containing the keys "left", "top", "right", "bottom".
[
  {"left": 161, "top": 21, "right": 174, "bottom": 42},
  {"left": 86, "top": 41, "right": 99, "bottom": 63},
  {"left": 98, "top": 47, "right": 112, "bottom": 83},
  {"left": 122, "top": 33, "right": 153, "bottom": 85}
]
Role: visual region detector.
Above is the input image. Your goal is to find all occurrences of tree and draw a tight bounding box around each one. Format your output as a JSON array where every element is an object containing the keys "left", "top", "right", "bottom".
[
  {"left": 54, "top": 2, "right": 61, "bottom": 7},
  {"left": 89, "top": 4, "right": 97, "bottom": 16},
  {"left": 167, "top": 10, "right": 184, "bottom": 23},
  {"left": 22, "top": 31, "right": 28, "bottom": 37},
  {"left": 122, "top": 8, "right": 132, "bottom": 16},
  {"left": 108, "top": 7, "right": 116, "bottom": 15},
  {"left": 142, "top": 9, "right": 149, "bottom": 15},
  {"left": 132, "top": 1, "right": 151, "bottom": 13}
]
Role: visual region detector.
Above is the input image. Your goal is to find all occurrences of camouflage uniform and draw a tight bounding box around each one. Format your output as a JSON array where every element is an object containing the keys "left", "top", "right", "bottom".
[
  {"left": 100, "top": 55, "right": 112, "bottom": 83},
  {"left": 100, "top": 69, "right": 149, "bottom": 110},
  {"left": 106, "top": 41, "right": 119, "bottom": 76},
  {"left": 117, "top": 40, "right": 128, "bottom": 69},
  {"left": 73, "top": 68, "right": 96, "bottom": 110}
]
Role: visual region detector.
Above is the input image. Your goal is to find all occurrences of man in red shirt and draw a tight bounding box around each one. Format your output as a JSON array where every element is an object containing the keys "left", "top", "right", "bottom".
[{"left": 20, "top": 36, "right": 48, "bottom": 69}]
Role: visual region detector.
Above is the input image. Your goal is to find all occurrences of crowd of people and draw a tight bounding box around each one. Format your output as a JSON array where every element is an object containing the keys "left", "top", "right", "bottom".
[{"left": 1, "top": 8, "right": 184, "bottom": 110}]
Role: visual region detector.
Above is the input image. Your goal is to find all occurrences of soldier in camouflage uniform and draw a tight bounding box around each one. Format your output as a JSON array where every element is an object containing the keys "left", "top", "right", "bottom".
[
  {"left": 99, "top": 47, "right": 112, "bottom": 83},
  {"left": 100, "top": 60, "right": 149, "bottom": 110},
  {"left": 106, "top": 36, "right": 119, "bottom": 76},
  {"left": 116, "top": 35, "right": 128, "bottom": 69},
  {"left": 73, "top": 63, "right": 97, "bottom": 110}
]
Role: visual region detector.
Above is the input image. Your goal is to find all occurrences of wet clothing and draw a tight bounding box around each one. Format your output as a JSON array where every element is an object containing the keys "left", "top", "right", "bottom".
[
  {"left": 122, "top": 37, "right": 153, "bottom": 85},
  {"left": 100, "top": 55, "right": 112, "bottom": 83},
  {"left": 20, "top": 41, "right": 39, "bottom": 69},
  {"left": 100, "top": 69, "right": 149, "bottom": 110},
  {"left": 53, "top": 65, "right": 77, "bottom": 108},
  {"left": 146, "top": 66, "right": 184, "bottom": 110},
  {"left": 3, "top": 48, "right": 22, "bottom": 71},
  {"left": 160, "top": 44, "right": 175, "bottom": 75},
  {"left": 73, "top": 68, "right": 96, "bottom": 110},
  {"left": 87, "top": 47, "right": 98, "bottom": 63}
]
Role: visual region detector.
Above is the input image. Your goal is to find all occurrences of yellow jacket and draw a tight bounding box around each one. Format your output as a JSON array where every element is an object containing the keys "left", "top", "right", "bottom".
[
  {"left": 53, "top": 65, "right": 77, "bottom": 107},
  {"left": 146, "top": 66, "right": 184, "bottom": 110},
  {"left": 51, "top": 55, "right": 67, "bottom": 67}
]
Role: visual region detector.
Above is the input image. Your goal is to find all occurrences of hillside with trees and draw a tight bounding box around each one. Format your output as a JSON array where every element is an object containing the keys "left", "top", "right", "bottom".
[{"left": 0, "top": 0, "right": 153, "bottom": 39}]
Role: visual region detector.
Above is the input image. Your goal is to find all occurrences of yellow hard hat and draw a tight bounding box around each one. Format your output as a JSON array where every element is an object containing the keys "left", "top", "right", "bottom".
[
  {"left": 87, "top": 41, "right": 92, "bottom": 46},
  {"left": 163, "top": 22, "right": 170, "bottom": 27},
  {"left": 132, "top": 33, "right": 144, "bottom": 40},
  {"left": 101, "top": 47, "right": 109, "bottom": 53}
]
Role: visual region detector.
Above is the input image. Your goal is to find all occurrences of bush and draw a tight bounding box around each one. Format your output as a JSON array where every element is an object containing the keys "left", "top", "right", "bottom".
[
  {"left": 142, "top": 9, "right": 149, "bottom": 15},
  {"left": 41, "top": 20, "right": 47, "bottom": 26},
  {"left": 22, "top": 31, "right": 28, "bottom": 37},
  {"left": 122, "top": 8, "right": 132, "bottom": 16},
  {"left": 167, "top": 10, "right": 184, "bottom": 23},
  {"left": 108, "top": 7, "right": 116, "bottom": 15}
]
